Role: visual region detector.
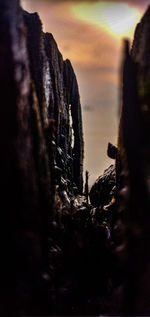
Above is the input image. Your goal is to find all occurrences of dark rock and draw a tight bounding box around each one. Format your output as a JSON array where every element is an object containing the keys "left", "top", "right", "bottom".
[
  {"left": 64, "top": 59, "right": 84, "bottom": 193},
  {"left": 5, "top": 1, "right": 150, "bottom": 316},
  {"left": 115, "top": 5, "right": 150, "bottom": 315},
  {"left": 1, "top": 3, "right": 84, "bottom": 316},
  {"left": 23, "top": 10, "right": 48, "bottom": 128},
  {"left": 107, "top": 142, "right": 117, "bottom": 159},
  {"left": 0, "top": 2, "right": 52, "bottom": 316},
  {"left": 90, "top": 165, "right": 115, "bottom": 207},
  {"left": 73, "top": 186, "right": 79, "bottom": 196},
  {"left": 44, "top": 32, "right": 84, "bottom": 193}
]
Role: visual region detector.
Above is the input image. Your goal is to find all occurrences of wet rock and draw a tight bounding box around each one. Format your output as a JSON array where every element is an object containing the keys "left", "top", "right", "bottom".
[
  {"left": 73, "top": 186, "right": 79, "bottom": 196},
  {"left": 90, "top": 165, "right": 115, "bottom": 207},
  {"left": 44, "top": 33, "right": 84, "bottom": 193},
  {"left": 64, "top": 59, "right": 84, "bottom": 192}
]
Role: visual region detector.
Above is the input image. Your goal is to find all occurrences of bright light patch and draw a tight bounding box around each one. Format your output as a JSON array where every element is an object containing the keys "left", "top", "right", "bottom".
[{"left": 70, "top": 2, "right": 141, "bottom": 40}]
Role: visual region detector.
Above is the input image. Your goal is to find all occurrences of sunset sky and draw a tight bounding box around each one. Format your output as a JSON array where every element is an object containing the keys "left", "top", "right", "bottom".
[{"left": 21, "top": 0, "right": 150, "bottom": 185}]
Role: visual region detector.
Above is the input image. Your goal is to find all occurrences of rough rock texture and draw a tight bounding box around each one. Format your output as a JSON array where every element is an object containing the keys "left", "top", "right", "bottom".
[
  {"left": 0, "top": 2, "right": 84, "bottom": 316},
  {"left": 0, "top": 2, "right": 54, "bottom": 316},
  {"left": 23, "top": 10, "right": 48, "bottom": 127},
  {"left": 44, "top": 33, "right": 84, "bottom": 193},
  {"left": 2, "top": 0, "right": 150, "bottom": 316},
  {"left": 64, "top": 58, "right": 84, "bottom": 193},
  {"left": 90, "top": 165, "right": 115, "bottom": 207}
]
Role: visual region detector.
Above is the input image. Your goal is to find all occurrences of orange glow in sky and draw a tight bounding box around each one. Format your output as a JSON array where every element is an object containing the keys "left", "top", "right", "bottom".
[
  {"left": 70, "top": 2, "right": 141, "bottom": 40},
  {"left": 21, "top": 0, "right": 147, "bottom": 185}
]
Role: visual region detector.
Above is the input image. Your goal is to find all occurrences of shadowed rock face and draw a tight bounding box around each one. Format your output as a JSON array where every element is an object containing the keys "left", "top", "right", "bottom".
[
  {"left": 23, "top": 11, "right": 84, "bottom": 196},
  {"left": 0, "top": 2, "right": 84, "bottom": 316},
  {"left": 87, "top": 5, "right": 150, "bottom": 316},
  {"left": 90, "top": 165, "right": 115, "bottom": 207},
  {"left": 23, "top": 10, "right": 48, "bottom": 127},
  {"left": 0, "top": 2, "right": 53, "bottom": 316},
  {"left": 44, "top": 33, "right": 84, "bottom": 193},
  {"left": 115, "top": 5, "right": 150, "bottom": 315},
  {"left": 3, "top": 0, "right": 150, "bottom": 315},
  {"left": 64, "top": 59, "right": 84, "bottom": 193}
]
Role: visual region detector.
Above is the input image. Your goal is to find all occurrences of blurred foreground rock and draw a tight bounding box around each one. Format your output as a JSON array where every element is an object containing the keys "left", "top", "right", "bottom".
[
  {"left": 0, "top": 1, "right": 84, "bottom": 316},
  {"left": 114, "top": 5, "right": 150, "bottom": 315}
]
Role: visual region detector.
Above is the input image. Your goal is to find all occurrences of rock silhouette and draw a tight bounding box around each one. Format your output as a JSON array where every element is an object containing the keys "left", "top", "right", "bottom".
[
  {"left": 0, "top": 2, "right": 83, "bottom": 315},
  {"left": 1, "top": 1, "right": 150, "bottom": 316},
  {"left": 115, "top": 6, "right": 150, "bottom": 315}
]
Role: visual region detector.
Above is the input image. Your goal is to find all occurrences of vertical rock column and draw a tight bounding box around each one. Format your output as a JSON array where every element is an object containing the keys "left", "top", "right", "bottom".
[
  {"left": 44, "top": 33, "right": 84, "bottom": 193},
  {"left": 116, "top": 6, "right": 150, "bottom": 315},
  {"left": 0, "top": 2, "right": 52, "bottom": 316},
  {"left": 64, "top": 59, "right": 84, "bottom": 193}
]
